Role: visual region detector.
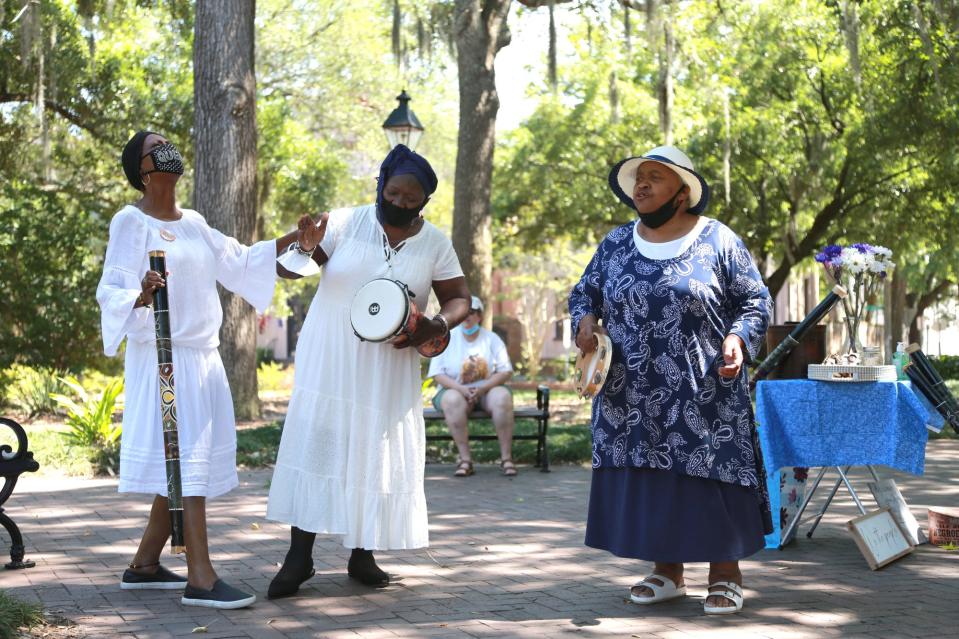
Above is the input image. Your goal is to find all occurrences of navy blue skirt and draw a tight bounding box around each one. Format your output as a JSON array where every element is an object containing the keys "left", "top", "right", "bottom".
[{"left": 585, "top": 467, "right": 765, "bottom": 563}]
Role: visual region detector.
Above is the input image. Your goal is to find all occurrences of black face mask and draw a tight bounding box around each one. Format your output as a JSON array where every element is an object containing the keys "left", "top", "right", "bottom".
[
  {"left": 379, "top": 198, "right": 427, "bottom": 228},
  {"left": 637, "top": 185, "right": 685, "bottom": 229},
  {"left": 141, "top": 142, "right": 185, "bottom": 178}
]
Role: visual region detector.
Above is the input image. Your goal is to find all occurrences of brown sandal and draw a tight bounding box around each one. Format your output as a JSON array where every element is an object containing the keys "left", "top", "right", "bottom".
[
  {"left": 501, "top": 460, "right": 517, "bottom": 477},
  {"left": 454, "top": 460, "right": 474, "bottom": 477}
]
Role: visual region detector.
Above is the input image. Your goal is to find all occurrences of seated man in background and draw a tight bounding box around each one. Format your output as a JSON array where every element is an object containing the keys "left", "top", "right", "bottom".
[{"left": 428, "top": 296, "right": 516, "bottom": 477}]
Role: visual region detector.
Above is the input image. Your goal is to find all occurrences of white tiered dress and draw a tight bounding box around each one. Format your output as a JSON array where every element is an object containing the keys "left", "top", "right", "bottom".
[
  {"left": 266, "top": 204, "right": 463, "bottom": 550},
  {"left": 96, "top": 205, "right": 277, "bottom": 498}
]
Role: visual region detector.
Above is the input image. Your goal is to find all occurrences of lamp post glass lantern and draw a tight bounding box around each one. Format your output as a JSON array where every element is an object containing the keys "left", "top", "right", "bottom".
[{"left": 382, "top": 90, "right": 424, "bottom": 151}]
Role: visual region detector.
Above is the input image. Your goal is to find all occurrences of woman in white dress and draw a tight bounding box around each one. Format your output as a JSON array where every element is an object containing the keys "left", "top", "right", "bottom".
[
  {"left": 265, "top": 144, "right": 470, "bottom": 599},
  {"left": 98, "top": 131, "right": 311, "bottom": 609}
]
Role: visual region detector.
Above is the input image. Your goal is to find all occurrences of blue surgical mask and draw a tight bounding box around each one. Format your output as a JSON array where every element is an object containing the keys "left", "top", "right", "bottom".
[{"left": 462, "top": 324, "right": 480, "bottom": 336}]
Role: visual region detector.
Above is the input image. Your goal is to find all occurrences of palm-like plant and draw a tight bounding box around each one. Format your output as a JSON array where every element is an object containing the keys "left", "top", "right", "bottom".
[{"left": 50, "top": 377, "right": 123, "bottom": 449}]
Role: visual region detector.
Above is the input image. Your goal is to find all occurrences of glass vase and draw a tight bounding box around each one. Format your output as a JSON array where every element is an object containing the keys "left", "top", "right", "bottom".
[{"left": 843, "top": 313, "right": 863, "bottom": 356}]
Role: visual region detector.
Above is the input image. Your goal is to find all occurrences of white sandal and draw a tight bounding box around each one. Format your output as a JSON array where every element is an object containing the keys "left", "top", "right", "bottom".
[
  {"left": 703, "top": 580, "right": 744, "bottom": 615},
  {"left": 629, "top": 574, "right": 687, "bottom": 605}
]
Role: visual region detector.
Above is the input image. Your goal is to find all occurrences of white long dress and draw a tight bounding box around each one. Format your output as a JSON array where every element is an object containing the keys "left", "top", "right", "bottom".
[
  {"left": 266, "top": 204, "right": 463, "bottom": 550},
  {"left": 96, "top": 205, "right": 277, "bottom": 498}
]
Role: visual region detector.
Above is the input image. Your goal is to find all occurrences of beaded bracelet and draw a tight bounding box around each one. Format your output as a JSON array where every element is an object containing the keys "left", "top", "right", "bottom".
[{"left": 292, "top": 241, "right": 315, "bottom": 257}]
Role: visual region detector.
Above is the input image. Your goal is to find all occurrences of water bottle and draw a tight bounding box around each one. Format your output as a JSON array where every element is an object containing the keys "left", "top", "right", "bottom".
[{"left": 893, "top": 342, "right": 908, "bottom": 380}]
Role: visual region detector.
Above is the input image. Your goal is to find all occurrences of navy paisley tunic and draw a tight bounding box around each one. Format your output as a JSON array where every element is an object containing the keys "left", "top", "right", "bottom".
[{"left": 570, "top": 218, "right": 774, "bottom": 561}]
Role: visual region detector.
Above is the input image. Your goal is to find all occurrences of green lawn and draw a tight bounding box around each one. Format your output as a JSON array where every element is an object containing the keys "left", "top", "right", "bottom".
[
  {"left": 17, "top": 382, "right": 959, "bottom": 476},
  {"left": 2, "top": 427, "right": 100, "bottom": 477},
  {"left": 235, "top": 388, "right": 595, "bottom": 467},
  {"left": 429, "top": 388, "right": 592, "bottom": 464}
]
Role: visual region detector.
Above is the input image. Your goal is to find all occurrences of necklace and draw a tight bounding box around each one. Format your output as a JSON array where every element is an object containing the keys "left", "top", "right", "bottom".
[
  {"left": 381, "top": 232, "right": 406, "bottom": 276},
  {"left": 159, "top": 228, "right": 177, "bottom": 242}
]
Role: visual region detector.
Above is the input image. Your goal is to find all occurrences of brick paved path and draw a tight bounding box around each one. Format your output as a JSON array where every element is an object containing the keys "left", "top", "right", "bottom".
[{"left": 3, "top": 442, "right": 958, "bottom": 638}]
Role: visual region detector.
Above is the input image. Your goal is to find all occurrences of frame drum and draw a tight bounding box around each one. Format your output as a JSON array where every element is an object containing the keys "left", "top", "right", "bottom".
[{"left": 574, "top": 333, "right": 613, "bottom": 398}]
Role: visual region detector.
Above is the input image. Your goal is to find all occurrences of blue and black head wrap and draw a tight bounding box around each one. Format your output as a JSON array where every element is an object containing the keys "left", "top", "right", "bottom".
[{"left": 376, "top": 144, "right": 438, "bottom": 207}]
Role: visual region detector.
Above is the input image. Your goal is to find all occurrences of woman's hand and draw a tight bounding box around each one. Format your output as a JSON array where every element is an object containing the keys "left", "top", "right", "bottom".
[
  {"left": 575, "top": 314, "right": 606, "bottom": 354},
  {"left": 139, "top": 270, "right": 165, "bottom": 306},
  {"left": 297, "top": 212, "right": 329, "bottom": 252},
  {"left": 391, "top": 316, "right": 445, "bottom": 349},
  {"left": 461, "top": 385, "right": 479, "bottom": 411},
  {"left": 718, "top": 334, "right": 746, "bottom": 378}
]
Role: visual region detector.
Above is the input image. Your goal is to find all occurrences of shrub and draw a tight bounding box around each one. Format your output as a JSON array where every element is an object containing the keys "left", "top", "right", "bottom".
[
  {"left": 0, "top": 181, "right": 106, "bottom": 373},
  {"left": 420, "top": 376, "right": 436, "bottom": 408},
  {"left": 0, "top": 590, "right": 44, "bottom": 639},
  {"left": 930, "top": 355, "right": 959, "bottom": 381},
  {"left": 5, "top": 365, "right": 67, "bottom": 418},
  {"left": 50, "top": 376, "right": 123, "bottom": 474},
  {"left": 257, "top": 361, "right": 292, "bottom": 393},
  {"left": 538, "top": 355, "right": 575, "bottom": 382},
  {"left": 237, "top": 422, "right": 282, "bottom": 467},
  {"left": 77, "top": 370, "right": 124, "bottom": 397}
]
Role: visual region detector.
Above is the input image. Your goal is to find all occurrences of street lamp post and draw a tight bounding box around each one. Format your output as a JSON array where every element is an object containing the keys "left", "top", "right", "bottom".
[{"left": 382, "top": 90, "right": 425, "bottom": 151}]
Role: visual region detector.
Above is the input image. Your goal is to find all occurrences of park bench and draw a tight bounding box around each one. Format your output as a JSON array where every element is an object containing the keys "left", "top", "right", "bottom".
[
  {"left": 1, "top": 417, "right": 40, "bottom": 569},
  {"left": 424, "top": 384, "right": 551, "bottom": 472}
]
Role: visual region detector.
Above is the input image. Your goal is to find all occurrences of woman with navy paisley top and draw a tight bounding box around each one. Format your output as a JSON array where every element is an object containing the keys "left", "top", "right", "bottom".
[{"left": 568, "top": 146, "right": 772, "bottom": 615}]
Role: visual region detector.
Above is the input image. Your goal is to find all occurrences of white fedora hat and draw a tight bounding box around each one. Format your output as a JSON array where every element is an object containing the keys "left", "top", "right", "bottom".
[{"left": 608, "top": 145, "right": 710, "bottom": 215}]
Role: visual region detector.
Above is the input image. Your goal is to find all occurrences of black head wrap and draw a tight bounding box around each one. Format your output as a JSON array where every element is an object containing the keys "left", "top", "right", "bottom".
[
  {"left": 375, "top": 144, "right": 438, "bottom": 206},
  {"left": 121, "top": 130, "right": 158, "bottom": 191}
]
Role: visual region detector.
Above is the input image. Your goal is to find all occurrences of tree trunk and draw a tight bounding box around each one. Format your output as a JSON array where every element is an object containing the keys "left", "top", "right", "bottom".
[
  {"left": 907, "top": 278, "right": 954, "bottom": 350},
  {"left": 623, "top": 4, "right": 631, "bottom": 55},
  {"left": 609, "top": 69, "right": 621, "bottom": 124},
  {"left": 723, "top": 89, "right": 731, "bottom": 206},
  {"left": 908, "top": 315, "right": 923, "bottom": 347},
  {"left": 645, "top": 0, "right": 673, "bottom": 144},
  {"left": 886, "top": 271, "right": 907, "bottom": 353},
  {"left": 193, "top": 0, "right": 260, "bottom": 419},
  {"left": 547, "top": 0, "right": 557, "bottom": 93},
  {"left": 392, "top": 0, "right": 402, "bottom": 68},
  {"left": 452, "top": 0, "right": 512, "bottom": 324},
  {"left": 659, "top": 18, "right": 673, "bottom": 145},
  {"left": 840, "top": 0, "right": 862, "bottom": 88}
]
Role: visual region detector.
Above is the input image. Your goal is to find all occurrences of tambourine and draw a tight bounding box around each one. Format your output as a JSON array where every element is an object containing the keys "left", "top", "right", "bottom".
[
  {"left": 349, "top": 278, "right": 450, "bottom": 358},
  {"left": 574, "top": 332, "right": 613, "bottom": 398}
]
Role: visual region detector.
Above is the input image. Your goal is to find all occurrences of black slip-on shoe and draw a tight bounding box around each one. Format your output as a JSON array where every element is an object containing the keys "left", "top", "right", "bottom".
[
  {"left": 347, "top": 552, "right": 390, "bottom": 587},
  {"left": 181, "top": 579, "right": 256, "bottom": 609},
  {"left": 267, "top": 566, "right": 316, "bottom": 599},
  {"left": 120, "top": 564, "right": 188, "bottom": 590}
]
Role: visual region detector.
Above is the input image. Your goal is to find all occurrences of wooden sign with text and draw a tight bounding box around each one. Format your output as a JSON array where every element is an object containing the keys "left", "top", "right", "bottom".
[{"left": 847, "top": 508, "right": 914, "bottom": 570}]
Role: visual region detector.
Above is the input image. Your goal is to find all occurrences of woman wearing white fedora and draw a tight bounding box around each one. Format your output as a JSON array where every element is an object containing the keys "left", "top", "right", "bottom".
[{"left": 568, "top": 145, "right": 772, "bottom": 615}]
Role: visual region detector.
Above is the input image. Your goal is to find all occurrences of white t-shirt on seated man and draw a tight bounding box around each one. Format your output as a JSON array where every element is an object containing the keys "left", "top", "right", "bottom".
[{"left": 427, "top": 296, "right": 517, "bottom": 477}]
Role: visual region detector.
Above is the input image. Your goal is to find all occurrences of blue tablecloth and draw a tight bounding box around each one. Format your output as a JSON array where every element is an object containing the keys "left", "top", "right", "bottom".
[{"left": 755, "top": 380, "right": 943, "bottom": 549}]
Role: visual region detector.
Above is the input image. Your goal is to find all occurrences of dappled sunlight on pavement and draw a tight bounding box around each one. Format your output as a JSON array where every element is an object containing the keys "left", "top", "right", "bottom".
[{"left": 3, "top": 443, "right": 958, "bottom": 637}]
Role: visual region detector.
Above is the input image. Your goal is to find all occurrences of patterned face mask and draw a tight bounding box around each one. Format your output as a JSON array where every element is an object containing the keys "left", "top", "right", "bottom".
[{"left": 141, "top": 142, "right": 185, "bottom": 177}]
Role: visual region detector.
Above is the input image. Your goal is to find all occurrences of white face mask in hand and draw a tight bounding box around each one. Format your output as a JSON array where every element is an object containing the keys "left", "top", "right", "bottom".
[{"left": 277, "top": 243, "right": 321, "bottom": 277}]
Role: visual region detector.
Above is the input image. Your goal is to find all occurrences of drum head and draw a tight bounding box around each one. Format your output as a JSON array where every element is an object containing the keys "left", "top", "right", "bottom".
[
  {"left": 350, "top": 279, "right": 411, "bottom": 342},
  {"left": 574, "top": 333, "right": 613, "bottom": 398}
]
